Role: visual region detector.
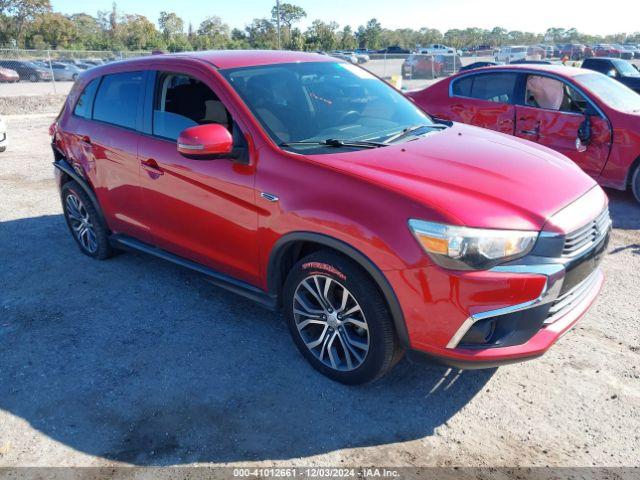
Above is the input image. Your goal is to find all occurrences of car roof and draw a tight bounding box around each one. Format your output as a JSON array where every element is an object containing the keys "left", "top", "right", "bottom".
[
  {"left": 465, "top": 64, "right": 589, "bottom": 78},
  {"left": 100, "top": 50, "right": 338, "bottom": 71}
]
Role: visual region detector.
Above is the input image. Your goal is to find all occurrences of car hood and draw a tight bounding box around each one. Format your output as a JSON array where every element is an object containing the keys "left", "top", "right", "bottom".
[{"left": 309, "top": 123, "right": 598, "bottom": 232}]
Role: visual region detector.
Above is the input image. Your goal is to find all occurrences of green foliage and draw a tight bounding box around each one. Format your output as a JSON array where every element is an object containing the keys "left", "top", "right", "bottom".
[{"left": 0, "top": 1, "right": 638, "bottom": 53}]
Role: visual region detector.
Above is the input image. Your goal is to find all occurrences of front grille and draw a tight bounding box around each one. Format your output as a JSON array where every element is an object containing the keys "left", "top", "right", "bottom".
[
  {"left": 545, "top": 269, "right": 600, "bottom": 325},
  {"left": 562, "top": 209, "right": 611, "bottom": 258}
]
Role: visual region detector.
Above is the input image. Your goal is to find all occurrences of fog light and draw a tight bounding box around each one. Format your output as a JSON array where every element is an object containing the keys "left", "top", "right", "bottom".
[{"left": 460, "top": 318, "right": 496, "bottom": 346}]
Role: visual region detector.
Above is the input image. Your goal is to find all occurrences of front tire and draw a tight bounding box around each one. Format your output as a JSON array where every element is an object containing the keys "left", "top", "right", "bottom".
[
  {"left": 632, "top": 165, "right": 640, "bottom": 204},
  {"left": 61, "top": 181, "right": 112, "bottom": 259},
  {"left": 283, "top": 251, "right": 402, "bottom": 384}
]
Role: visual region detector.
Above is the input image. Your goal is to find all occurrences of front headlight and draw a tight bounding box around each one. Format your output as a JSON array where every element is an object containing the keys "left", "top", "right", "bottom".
[{"left": 408, "top": 219, "right": 538, "bottom": 270}]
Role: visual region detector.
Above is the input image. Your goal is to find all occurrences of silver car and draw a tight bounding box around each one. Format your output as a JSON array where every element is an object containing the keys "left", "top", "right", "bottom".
[{"left": 48, "top": 62, "right": 82, "bottom": 81}]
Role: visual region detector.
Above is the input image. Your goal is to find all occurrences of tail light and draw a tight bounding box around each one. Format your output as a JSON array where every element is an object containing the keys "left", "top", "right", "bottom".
[{"left": 48, "top": 122, "right": 56, "bottom": 137}]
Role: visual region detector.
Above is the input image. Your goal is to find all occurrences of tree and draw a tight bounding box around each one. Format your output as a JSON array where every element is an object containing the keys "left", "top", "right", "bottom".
[
  {"left": 197, "top": 16, "right": 230, "bottom": 49},
  {"left": 245, "top": 18, "right": 277, "bottom": 49},
  {"left": 356, "top": 18, "right": 382, "bottom": 49},
  {"left": 304, "top": 19, "right": 339, "bottom": 51},
  {"left": 26, "top": 11, "right": 76, "bottom": 48},
  {"left": 158, "top": 11, "right": 183, "bottom": 41},
  {"left": 271, "top": 2, "right": 306, "bottom": 30},
  {"left": 68, "top": 13, "right": 104, "bottom": 49},
  {"left": 0, "top": 0, "right": 51, "bottom": 46},
  {"left": 339, "top": 25, "right": 357, "bottom": 50},
  {"left": 118, "top": 13, "right": 160, "bottom": 50}
]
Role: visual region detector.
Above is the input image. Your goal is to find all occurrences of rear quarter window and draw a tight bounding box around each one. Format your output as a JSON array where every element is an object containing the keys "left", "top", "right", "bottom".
[
  {"left": 73, "top": 78, "right": 100, "bottom": 119},
  {"left": 452, "top": 76, "right": 473, "bottom": 97}
]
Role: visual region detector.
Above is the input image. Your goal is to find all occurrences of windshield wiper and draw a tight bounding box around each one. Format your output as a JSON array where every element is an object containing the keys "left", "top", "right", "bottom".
[
  {"left": 280, "top": 138, "right": 386, "bottom": 149},
  {"left": 383, "top": 123, "right": 447, "bottom": 145}
]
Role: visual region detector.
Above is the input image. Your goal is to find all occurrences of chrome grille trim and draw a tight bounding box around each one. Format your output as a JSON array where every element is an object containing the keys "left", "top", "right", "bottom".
[
  {"left": 544, "top": 269, "right": 600, "bottom": 325},
  {"left": 562, "top": 209, "right": 611, "bottom": 258}
]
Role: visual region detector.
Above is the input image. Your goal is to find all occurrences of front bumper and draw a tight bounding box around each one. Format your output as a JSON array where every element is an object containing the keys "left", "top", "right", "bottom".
[{"left": 389, "top": 210, "right": 610, "bottom": 368}]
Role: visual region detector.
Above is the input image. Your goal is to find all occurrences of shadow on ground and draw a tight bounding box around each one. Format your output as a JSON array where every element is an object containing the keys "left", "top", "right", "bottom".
[
  {"left": 0, "top": 214, "right": 494, "bottom": 465},
  {"left": 606, "top": 188, "right": 640, "bottom": 230}
]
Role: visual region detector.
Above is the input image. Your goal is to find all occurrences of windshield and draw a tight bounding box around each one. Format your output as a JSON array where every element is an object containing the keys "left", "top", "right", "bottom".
[
  {"left": 220, "top": 61, "right": 435, "bottom": 153},
  {"left": 612, "top": 59, "right": 640, "bottom": 77},
  {"left": 576, "top": 72, "right": 640, "bottom": 112}
]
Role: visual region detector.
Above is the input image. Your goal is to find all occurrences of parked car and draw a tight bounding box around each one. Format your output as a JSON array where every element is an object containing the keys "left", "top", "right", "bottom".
[
  {"left": 611, "top": 44, "right": 635, "bottom": 59},
  {"left": 376, "top": 46, "right": 410, "bottom": 54},
  {"left": 0, "top": 60, "right": 52, "bottom": 82},
  {"left": 42, "top": 62, "right": 82, "bottom": 81},
  {"left": 51, "top": 51, "right": 609, "bottom": 384},
  {"left": 459, "top": 61, "right": 498, "bottom": 72},
  {"left": 408, "top": 64, "right": 640, "bottom": 202},
  {"left": 0, "top": 115, "right": 7, "bottom": 152},
  {"left": 622, "top": 44, "right": 640, "bottom": 58},
  {"left": 495, "top": 46, "right": 528, "bottom": 63},
  {"left": 527, "top": 45, "right": 547, "bottom": 59},
  {"left": 417, "top": 44, "right": 457, "bottom": 55},
  {"left": 593, "top": 44, "right": 634, "bottom": 59},
  {"left": 0, "top": 66, "right": 19, "bottom": 82},
  {"left": 329, "top": 51, "right": 358, "bottom": 64},
  {"left": 509, "top": 59, "right": 552, "bottom": 65},
  {"left": 402, "top": 54, "right": 443, "bottom": 78},
  {"left": 559, "top": 44, "right": 586, "bottom": 60},
  {"left": 341, "top": 51, "right": 369, "bottom": 63},
  {"left": 581, "top": 58, "right": 640, "bottom": 93}
]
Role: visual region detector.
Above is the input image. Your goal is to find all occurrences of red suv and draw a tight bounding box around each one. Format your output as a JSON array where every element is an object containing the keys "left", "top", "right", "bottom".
[{"left": 51, "top": 51, "right": 609, "bottom": 384}]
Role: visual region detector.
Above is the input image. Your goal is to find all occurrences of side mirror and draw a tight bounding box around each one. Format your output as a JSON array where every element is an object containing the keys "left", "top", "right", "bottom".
[
  {"left": 576, "top": 115, "right": 592, "bottom": 152},
  {"left": 606, "top": 68, "right": 617, "bottom": 78},
  {"left": 177, "top": 124, "right": 233, "bottom": 158}
]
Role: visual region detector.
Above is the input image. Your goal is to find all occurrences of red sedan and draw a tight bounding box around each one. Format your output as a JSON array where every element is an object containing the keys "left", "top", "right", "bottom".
[
  {"left": 408, "top": 64, "right": 640, "bottom": 202},
  {"left": 0, "top": 66, "right": 19, "bottom": 83}
]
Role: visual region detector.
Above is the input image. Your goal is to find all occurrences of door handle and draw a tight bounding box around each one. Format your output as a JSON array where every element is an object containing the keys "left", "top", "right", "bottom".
[
  {"left": 520, "top": 128, "right": 539, "bottom": 135},
  {"left": 141, "top": 158, "right": 164, "bottom": 176}
]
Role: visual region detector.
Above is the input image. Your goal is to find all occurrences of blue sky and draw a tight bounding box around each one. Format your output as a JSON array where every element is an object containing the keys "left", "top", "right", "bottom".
[{"left": 51, "top": 0, "right": 638, "bottom": 35}]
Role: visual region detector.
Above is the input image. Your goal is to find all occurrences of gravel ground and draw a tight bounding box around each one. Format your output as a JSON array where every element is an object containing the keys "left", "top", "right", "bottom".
[{"left": 0, "top": 115, "right": 639, "bottom": 469}]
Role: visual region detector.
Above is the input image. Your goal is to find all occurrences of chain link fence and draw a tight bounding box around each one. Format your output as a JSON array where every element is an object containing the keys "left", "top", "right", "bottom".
[
  {"left": 0, "top": 45, "right": 638, "bottom": 101},
  {"left": 0, "top": 49, "right": 150, "bottom": 98}
]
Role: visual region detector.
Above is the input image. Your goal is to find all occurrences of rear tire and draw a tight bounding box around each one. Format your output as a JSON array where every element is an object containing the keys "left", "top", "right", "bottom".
[
  {"left": 28, "top": 73, "right": 38, "bottom": 82},
  {"left": 61, "top": 181, "right": 113, "bottom": 260},
  {"left": 283, "top": 251, "right": 402, "bottom": 385},
  {"left": 632, "top": 165, "right": 640, "bottom": 204}
]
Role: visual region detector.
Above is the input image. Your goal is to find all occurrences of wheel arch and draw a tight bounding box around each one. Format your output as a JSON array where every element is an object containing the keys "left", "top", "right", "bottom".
[
  {"left": 267, "top": 232, "right": 410, "bottom": 347},
  {"left": 625, "top": 154, "right": 640, "bottom": 188},
  {"left": 54, "top": 152, "right": 108, "bottom": 230}
]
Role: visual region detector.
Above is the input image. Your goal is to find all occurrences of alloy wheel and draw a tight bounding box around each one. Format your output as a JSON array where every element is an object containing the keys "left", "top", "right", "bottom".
[
  {"left": 292, "top": 275, "right": 370, "bottom": 371},
  {"left": 65, "top": 192, "right": 98, "bottom": 253}
]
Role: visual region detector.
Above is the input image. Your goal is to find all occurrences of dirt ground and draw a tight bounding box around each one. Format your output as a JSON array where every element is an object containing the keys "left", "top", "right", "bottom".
[{"left": 0, "top": 115, "right": 639, "bottom": 469}]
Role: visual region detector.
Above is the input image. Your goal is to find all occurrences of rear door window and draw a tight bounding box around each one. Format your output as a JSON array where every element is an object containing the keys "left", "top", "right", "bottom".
[
  {"left": 93, "top": 71, "right": 144, "bottom": 130},
  {"left": 469, "top": 72, "right": 518, "bottom": 103}
]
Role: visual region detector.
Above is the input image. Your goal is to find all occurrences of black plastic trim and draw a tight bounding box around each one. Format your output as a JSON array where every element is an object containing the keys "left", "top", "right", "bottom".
[
  {"left": 406, "top": 347, "right": 542, "bottom": 370},
  {"left": 267, "top": 232, "right": 410, "bottom": 347},
  {"left": 110, "top": 234, "right": 277, "bottom": 310},
  {"left": 52, "top": 155, "right": 107, "bottom": 228}
]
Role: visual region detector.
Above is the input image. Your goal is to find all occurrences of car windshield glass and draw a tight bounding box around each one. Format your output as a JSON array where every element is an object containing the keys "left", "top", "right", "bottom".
[
  {"left": 612, "top": 60, "right": 640, "bottom": 77},
  {"left": 220, "top": 61, "right": 436, "bottom": 153},
  {"left": 575, "top": 72, "right": 640, "bottom": 112}
]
